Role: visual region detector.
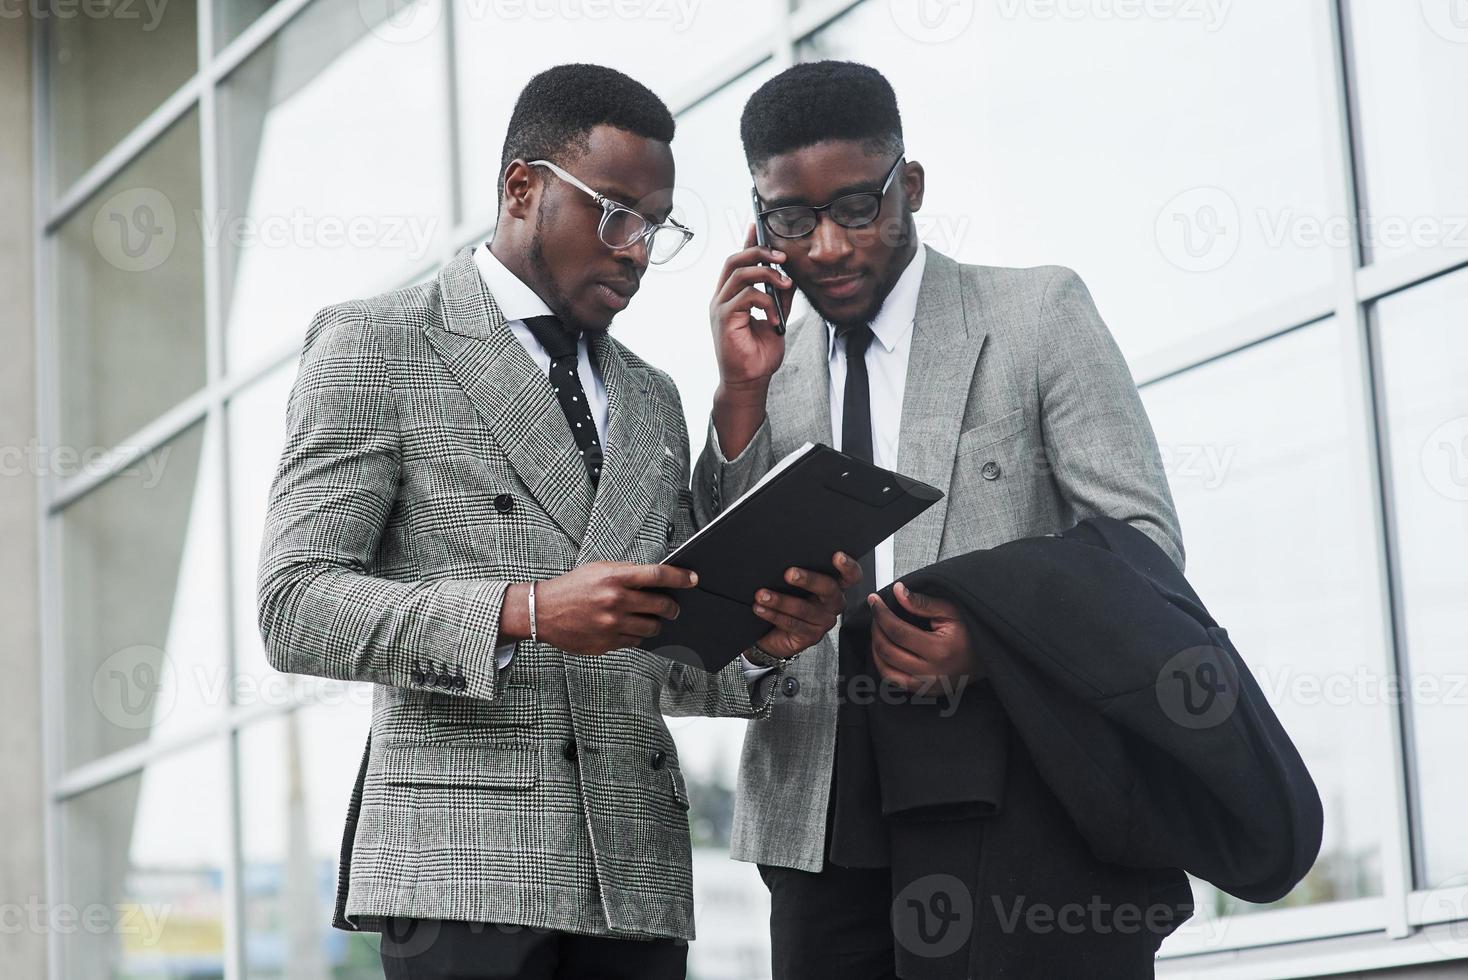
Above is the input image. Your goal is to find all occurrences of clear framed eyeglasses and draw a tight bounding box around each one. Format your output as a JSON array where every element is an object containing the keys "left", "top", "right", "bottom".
[{"left": 528, "top": 159, "right": 694, "bottom": 265}]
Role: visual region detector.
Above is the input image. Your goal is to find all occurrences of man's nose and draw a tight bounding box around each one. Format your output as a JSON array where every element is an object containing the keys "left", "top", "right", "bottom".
[{"left": 806, "top": 213, "right": 854, "bottom": 265}]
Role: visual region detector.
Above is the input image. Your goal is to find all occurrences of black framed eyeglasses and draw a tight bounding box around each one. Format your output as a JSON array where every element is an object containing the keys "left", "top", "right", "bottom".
[
  {"left": 529, "top": 159, "right": 695, "bottom": 265},
  {"left": 754, "top": 153, "right": 906, "bottom": 240}
]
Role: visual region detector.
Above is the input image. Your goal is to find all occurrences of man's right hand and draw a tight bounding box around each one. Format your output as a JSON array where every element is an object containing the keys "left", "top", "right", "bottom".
[
  {"left": 503, "top": 562, "right": 698, "bottom": 657},
  {"left": 709, "top": 226, "right": 795, "bottom": 459}
]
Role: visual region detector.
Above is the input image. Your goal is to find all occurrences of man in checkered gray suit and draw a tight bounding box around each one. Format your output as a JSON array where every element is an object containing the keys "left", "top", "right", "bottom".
[{"left": 256, "top": 65, "right": 854, "bottom": 980}]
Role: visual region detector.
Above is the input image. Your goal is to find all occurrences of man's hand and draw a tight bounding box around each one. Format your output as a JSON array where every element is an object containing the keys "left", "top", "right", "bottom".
[
  {"left": 505, "top": 562, "right": 697, "bottom": 657},
  {"left": 868, "top": 581, "right": 984, "bottom": 691},
  {"left": 752, "top": 551, "right": 863, "bottom": 659},
  {"left": 709, "top": 226, "right": 797, "bottom": 460}
]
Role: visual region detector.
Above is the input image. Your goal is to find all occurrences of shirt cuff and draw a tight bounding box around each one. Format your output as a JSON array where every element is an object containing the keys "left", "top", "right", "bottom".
[
  {"left": 739, "top": 652, "right": 777, "bottom": 684},
  {"left": 495, "top": 641, "right": 516, "bottom": 671}
]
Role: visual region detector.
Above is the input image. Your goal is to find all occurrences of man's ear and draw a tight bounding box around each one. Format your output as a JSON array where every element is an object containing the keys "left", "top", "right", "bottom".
[
  {"left": 500, "top": 159, "right": 539, "bottom": 221},
  {"left": 902, "top": 160, "right": 926, "bottom": 214}
]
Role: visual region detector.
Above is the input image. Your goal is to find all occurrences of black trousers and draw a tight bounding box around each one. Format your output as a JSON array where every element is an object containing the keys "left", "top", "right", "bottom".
[
  {"left": 758, "top": 861, "right": 898, "bottom": 980},
  {"left": 377, "top": 918, "right": 688, "bottom": 980}
]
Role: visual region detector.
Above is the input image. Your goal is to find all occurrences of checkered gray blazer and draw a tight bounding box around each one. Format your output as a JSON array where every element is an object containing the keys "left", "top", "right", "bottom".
[{"left": 257, "top": 246, "right": 774, "bottom": 942}]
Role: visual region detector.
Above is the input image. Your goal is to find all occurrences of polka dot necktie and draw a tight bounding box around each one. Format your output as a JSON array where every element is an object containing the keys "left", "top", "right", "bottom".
[{"left": 522, "top": 314, "right": 602, "bottom": 489}]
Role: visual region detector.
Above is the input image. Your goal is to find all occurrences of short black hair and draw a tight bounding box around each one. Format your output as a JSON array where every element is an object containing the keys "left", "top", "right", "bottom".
[
  {"left": 740, "top": 61, "right": 903, "bottom": 171},
  {"left": 499, "top": 63, "right": 676, "bottom": 202}
]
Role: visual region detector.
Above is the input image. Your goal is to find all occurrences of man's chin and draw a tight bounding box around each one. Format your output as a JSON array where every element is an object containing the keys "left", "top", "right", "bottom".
[{"left": 804, "top": 291, "right": 880, "bottom": 333}]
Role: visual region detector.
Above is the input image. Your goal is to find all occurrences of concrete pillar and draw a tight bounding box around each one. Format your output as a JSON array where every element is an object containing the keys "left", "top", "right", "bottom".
[{"left": 0, "top": 11, "right": 48, "bottom": 980}]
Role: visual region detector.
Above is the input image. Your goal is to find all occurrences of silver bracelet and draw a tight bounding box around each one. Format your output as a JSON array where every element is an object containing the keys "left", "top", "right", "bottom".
[
  {"left": 528, "top": 582, "right": 538, "bottom": 643},
  {"left": 747, "top": 642, "right": 792, "bottom": 669}
]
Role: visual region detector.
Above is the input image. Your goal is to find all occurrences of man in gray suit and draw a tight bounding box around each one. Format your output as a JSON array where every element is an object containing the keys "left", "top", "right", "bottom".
[
  {"left": 256, "top": 65, "right": 852, "bottom": 979},
  {"left": 694, "top": 61, "right": 1185, "bottom": 979}
]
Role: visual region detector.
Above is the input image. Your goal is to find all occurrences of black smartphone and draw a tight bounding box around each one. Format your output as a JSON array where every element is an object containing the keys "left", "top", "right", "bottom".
[{"left": 750, "top": 187, "right": 786, "bottom": 335}]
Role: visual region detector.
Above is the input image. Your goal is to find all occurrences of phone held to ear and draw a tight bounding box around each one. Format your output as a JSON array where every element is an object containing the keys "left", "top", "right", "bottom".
[{"left": 750, "top": 188, "right": 787, "bottom": 336}]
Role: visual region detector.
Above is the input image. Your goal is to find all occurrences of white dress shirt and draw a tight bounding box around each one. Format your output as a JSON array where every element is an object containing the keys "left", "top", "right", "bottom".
[
  {"left": 475, "top": 243, "right": 610, "bottom": 668},
  {"left": 741, "top": 244, "right": 927, "bottom": 680}
]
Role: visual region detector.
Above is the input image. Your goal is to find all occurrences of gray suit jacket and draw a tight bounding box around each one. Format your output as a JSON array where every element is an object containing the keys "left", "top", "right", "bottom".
[
  {"left": 257, "top": 247, "right": 774, "bottom": 941},
  {"left": 692, "top": 246, "right": 1184, "bottom": 872}
]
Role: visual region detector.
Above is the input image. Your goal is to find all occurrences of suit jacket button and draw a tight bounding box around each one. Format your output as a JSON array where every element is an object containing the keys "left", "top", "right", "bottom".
[
  {"left": 665, "top": 523, "right": 676, "bottom": 543},
  {"left": 982, "top": 461, "right": 1001, "bottom": 480},
  {"left": 562, "top": 740, "right": 578, "bottom": 761},
  {"left": 650, "top": 750, "right": 667, "bottom": 770},
  {"left": 782, "top": 676, "right": 800, "bottom": 698},
  {"left": 494, "top": 493, "right": 515, "bottom": 513}
]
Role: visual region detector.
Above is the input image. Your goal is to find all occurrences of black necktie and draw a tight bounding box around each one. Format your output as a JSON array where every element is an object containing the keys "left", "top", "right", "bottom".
[
  {"left": 522, "top": 314, "right": 602, "bottom": 489},
  {"left": 838, "top": 323, "right": 877, "bottom": 616}
]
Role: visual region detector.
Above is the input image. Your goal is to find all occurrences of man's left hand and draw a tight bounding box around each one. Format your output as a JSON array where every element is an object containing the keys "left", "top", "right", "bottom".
[
  {"left": 868, "top": 581, "right": 984, "bottom": 691},
  {"left": 752, "top": 551, "right": 863, "bottom": 658}
]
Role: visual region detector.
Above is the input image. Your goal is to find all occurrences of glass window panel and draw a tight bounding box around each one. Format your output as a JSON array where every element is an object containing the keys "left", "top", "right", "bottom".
[
  {"left": 1345, "top": 1, "right": 1468, "bottom": 265},
  {"left": 216, "top": 0, "right": 281, "bottom": 50},
  {"left": 452, "top": 0, "right": 778, "bottom": 224},
  {"left": 216, "top": 0, "right": 452, "bottom": 373},
  {"left": 60, "top": 740, "right": 229, "bottom": 979},
  {"left": 228, "top": 362, "right": 296, "bottom": 690},
  {"left": 47, "top": 0, "right": 198, "bottom": 190},
  {"left": 615, "top": 63, "right": 777, "bottom": 441},
  {"left": 1141, "top": 320, "right": 1390, "bottom": 933},
  {"left": 55, "top": 112, "right": 206, "bottom": 451},
  {"left": 61, "top": 421, "right": 225, "bottom": 769},
  {"left": 239, "top": 703, "right": 381, "bottom": 978},
  {"left": 1373, "top": 268, "right": 1468, "bottom": 889},
  {"left": 802, "top": 0, "right": 1335, "bottom": 367}
]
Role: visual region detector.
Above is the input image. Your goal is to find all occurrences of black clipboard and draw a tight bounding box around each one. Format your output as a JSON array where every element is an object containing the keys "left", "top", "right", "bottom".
[{"left": 639, "top": 442, "right": 942, "bottom": 671}]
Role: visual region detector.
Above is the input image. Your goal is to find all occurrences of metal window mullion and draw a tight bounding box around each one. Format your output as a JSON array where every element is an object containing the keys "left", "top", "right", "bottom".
[
  {"left": 195, "top": 0, "right": 246, "bottom": 972},
  {"left": 1356, "top": 245, "right": 1468, "bottom": 304},
  {"left": 30, "top": 12, "right": 68, "bottom": 980},
  {"left": 787, "top": 0, "right": 864, "bottom": 47},
  {"left": 43, "top": 0, "right": 317, "bottom": 232},
  {"left": 1318, "top": 0, "right": 1413, "bottom": 940}
]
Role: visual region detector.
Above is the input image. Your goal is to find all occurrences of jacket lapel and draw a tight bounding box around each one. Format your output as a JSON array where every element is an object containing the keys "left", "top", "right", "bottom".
[
  {"left": 772, "top": 306, "right": 834, "bottom": 451},
  {"left": 580, "top": 333, "right": 662, "bottom": 563},
  {"left": 894, "top": 246, "right": 987, "bottom": 574},
  {"left": 422, "top": 247, "right": 594, "bottom": 545}
]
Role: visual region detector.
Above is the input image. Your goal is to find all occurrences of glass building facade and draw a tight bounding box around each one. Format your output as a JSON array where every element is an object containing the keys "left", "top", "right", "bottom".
[{"left": 17, "top": 0, "right": 1468, "bottom": 976}]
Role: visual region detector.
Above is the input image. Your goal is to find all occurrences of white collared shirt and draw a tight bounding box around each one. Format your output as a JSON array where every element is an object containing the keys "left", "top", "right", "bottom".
[
  {"left": 474, "top": 243, "right": 610, "bottom": 668},
  {"left": 473, "top": 243, "right": 609, "bottom": 446},
  {"left": 825, "top": 243, "right": 925, "bottom": 593}
]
